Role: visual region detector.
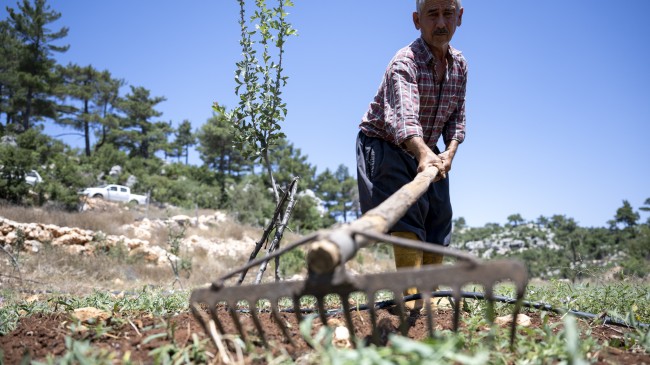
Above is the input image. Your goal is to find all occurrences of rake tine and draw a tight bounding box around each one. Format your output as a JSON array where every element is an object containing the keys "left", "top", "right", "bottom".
[
  {"left": 317, "top": 296, "right": 329, "bottom": 329},
  {"left": 229, "top": 304, "right": 249, "bottom": 345},
  {"left": 249, "top": 302, "right": 268, "bottom": 348},
  {"left": 341, "top": 294, "right": 356, "bottom": 342},
  {"left": 510, "top": 298, "right": 522, "bottom": 349},
  {"left": 271, "top": 302, "right": 295, "bottom": 346},
  {"left": 396, "top": 292, "right": 409, "bottom": 336},
  {"left": 209, "top": 304, "right": 227, "bottom": 336},
  {"left": 452, "top": 287, "right": 461, "bottom": 332},
  {"left": 484, "top": 285, "right": 496, "bottom": 345},
  {"left": 422, "top": 290, "right": 434, "bottom": 338},
  {"left": 368, "top": 291, "right": 380, "bottom": 346},
  {"left": 484, "top": 285, "right": 496, "bottom": 324},
  {"left": 190, "top": 302, "right": 211, "bottom": 341},
  {"left": 510, "top": 284, "right": 527, "bottom": 349},
  {"left": 293, "top": 295, "right": 303, "bottom": 329}
]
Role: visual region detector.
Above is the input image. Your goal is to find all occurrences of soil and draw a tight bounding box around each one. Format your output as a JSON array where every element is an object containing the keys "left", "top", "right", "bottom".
[{"left": 1, "top": 308, "right": 648, "bottom": 364}]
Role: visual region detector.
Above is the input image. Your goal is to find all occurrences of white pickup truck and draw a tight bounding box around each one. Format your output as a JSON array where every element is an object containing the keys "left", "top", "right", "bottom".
[{"left": 78, "top": 184, "right": 148, "bottom": 205}]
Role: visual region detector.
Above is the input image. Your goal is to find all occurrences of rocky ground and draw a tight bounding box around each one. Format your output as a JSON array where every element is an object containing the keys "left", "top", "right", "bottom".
[
  {"left": 1, "top": 201, "right": 648, "bottom": 364},
  {"left": 1, "top": 198, "right": 256, "bottom": 267}
]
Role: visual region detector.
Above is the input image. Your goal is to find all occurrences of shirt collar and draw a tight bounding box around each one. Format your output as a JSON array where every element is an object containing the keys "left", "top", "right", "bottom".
[{"left": 415, "top": 37, "right": 462, "bottom": 65}]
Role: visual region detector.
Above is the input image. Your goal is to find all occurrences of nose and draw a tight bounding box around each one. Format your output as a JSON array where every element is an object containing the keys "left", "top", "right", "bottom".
[{"left": 435, "top": 15, "right": 446, "bottom": 29}]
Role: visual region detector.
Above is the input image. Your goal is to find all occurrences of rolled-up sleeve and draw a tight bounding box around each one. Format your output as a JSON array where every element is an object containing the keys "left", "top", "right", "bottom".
[
  {"left": 443, "top": 69, "right": 467, "bottom": 144},
  {"left": 385, "top": 60, "right": 422, "bottom": 146}
]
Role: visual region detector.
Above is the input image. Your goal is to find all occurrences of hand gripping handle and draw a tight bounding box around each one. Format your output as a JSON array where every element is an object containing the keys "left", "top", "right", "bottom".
[{"left": 307, "top": 165, "right": 441, "bottom": 274}]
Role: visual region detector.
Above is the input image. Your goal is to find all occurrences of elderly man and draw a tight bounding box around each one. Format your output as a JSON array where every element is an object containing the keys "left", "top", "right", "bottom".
[{"left": 356, "top": 0, "right": 466, "bottom": 310}]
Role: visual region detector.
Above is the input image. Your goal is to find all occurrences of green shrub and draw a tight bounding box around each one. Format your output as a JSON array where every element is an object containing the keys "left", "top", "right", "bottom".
[
  {"left": 225, "top": 175, "right": 275, "bottom": 226},
  {"left": 279, "top": 247, "right": 306, "bottom": 277}
]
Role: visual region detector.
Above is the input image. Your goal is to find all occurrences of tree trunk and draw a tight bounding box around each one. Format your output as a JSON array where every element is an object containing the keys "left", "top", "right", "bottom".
[
  {"left": 263, "top": 149, "right": 279, "bottom": 204},
  {"left": 23, "top": 86, "right": 33, "bottom": 131},
  {"left": 83, "top": 99, "right": 91, "bottom": 156},
  {"left": 254, "top": 177, "right": 299, "bottom": 284}
]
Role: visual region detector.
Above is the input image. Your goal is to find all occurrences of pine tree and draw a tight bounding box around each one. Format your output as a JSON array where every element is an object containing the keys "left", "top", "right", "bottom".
[
  {"left": 172, "top": 119, "right": 196, "bottom": 164},
  {"left": 196, "top": 111, "right": 248, "bottom": 177},
  {"left": 0, "top": 20, "right": 22, "bottom": 128},
  {"left": 640, "top": 198, "right": 650, "bottom": 213},
  {"left": 6, "top": 0, "right": 69, "bottom": 130},
  {"left": 270, "top": 138, "right": 316, "bottom": 190},
  {"left": 314, "top": 165, "right": 357, "bottom": 222},
  {"left": 114, "top": 86, "right": 168, "bottom": 159},
  {"left": 93, "top": 70, "right": 124, "bottom": 151},
  {"left": 57, "top": 63, "right": 101, "bottom": 156},
  {"left": 315, "top": 168, "right": 338, "bottom": 212},
  {"left": 611, "top": 200, "right": 640, "bottom": 229},
  {"left": 507, "top": 213, "right": 525, "bottom": 227},
  {"left": 334, "top": 164, "right": 357, "bottom": 222}
]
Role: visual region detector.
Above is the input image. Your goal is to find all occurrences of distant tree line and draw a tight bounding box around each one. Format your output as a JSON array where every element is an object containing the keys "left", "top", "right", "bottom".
[
  {"left": 0, "top": 0, "right": 358, "bottom": 233},
  {"left": 453, "top": 199, "right": 650, "bottom": 280}
]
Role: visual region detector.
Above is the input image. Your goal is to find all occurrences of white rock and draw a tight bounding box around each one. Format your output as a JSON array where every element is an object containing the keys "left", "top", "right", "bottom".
[{"left": 495, "top": 313, "right": 531, "bottom": 327}]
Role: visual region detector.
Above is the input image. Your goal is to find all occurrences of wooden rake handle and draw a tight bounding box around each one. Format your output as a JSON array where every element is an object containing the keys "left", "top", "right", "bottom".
[{"left": 307, "top": 165, "right": 441, "bottom": 273}]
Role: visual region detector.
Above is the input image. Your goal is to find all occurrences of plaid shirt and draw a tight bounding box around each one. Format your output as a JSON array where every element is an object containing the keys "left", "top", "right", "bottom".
[{"left": 360, "top": 37, "right": 467, "bottom": 150}]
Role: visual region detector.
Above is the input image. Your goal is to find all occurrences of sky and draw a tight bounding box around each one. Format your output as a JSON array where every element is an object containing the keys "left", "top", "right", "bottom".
[{"left": 2, "top": 0, "right": 649, "bottom": 228}]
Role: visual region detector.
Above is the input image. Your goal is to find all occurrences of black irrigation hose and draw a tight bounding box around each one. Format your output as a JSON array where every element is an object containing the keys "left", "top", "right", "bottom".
[
  {"left": 267, "top": 290, "right": 649, "bottom": 330},
  {"left": 10, "top": 285, "right": 649, "bottom": 330}
]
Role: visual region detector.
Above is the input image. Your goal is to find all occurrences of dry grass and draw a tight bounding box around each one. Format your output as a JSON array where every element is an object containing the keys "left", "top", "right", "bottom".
[
  {"left": 0, "top": 201, "right": 312, "bottom": 292},
  {"left": 1, "top": 247, "right": 393, "bottom": 298},
  {"left": 1, "top": 235, "right": 389, "bottom": 295},
  {"left": 1, "top": 201, "right": 394, "bottom": 294},
  {"left": 346, "top": 243, "right": 395, "bottom": 275},
  {"left": 2, "top": 245, "right": 158, "bottom": 294},
  {"left": 1, "top": 203, "right": 137, "bottom": 236},
  {"left": 185, "top": 218, "right": 254, "bottom": 241},
  {"left": 1, "top": 243, "right": 253, "bottom": 294}
]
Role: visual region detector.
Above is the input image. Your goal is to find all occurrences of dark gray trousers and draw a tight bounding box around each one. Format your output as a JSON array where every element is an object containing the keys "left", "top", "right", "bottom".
[{"left": 356, "top": 131, "right": 452, "bottom": 246}]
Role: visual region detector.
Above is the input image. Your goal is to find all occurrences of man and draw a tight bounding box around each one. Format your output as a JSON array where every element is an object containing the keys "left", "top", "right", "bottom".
[{"left": 356, "top": 0, "right": 466, "bottom": 310}]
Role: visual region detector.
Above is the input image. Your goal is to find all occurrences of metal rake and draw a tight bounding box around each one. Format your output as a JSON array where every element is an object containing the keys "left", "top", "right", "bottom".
[{"left": 189, "top": 165, "right": 529, "bottom": 352}]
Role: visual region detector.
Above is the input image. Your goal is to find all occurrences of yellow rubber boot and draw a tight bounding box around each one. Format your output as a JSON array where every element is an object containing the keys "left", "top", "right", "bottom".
[
  {"left": 423, "top": 252, "right": 444, "bottom": 266},
  {"left": 422, "top": 251, "right": 445, "bottom": 310},
  {"left": 391, "top": 231, "right": 423, "bottom": 311}
]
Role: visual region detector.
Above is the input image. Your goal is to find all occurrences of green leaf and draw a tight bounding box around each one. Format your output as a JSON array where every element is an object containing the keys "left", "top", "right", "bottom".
[{"left": 143, "top": 332, "right": 168, "bottom": 344}]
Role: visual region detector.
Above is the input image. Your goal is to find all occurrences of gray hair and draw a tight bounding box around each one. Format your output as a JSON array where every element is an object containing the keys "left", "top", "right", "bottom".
[{"left": 416, "top": 0, "right": 462, "bottom": 14}]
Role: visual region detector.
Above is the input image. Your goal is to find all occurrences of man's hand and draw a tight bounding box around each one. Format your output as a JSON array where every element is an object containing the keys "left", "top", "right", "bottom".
[
  {"left": 437, "top": 139, "right": 459, "bottom": 179},
  {"left": 405, "top": 137, "right": 460, "bottom": 182},
  {"left": 404, "top": 137, "right": 446, "bottom": 181}
]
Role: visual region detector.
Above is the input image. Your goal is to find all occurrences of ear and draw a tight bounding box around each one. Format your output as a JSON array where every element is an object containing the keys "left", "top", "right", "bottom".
[
  {"left": 412, "top": 11, "right": 421, "bottom": 30},
  {"left": 457, "top": 7, "right": 464, "bottom": 26}
]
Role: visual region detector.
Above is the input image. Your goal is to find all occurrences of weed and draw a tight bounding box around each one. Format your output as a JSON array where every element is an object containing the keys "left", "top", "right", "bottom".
[
  {"left": 149, "top": 333, "right": 212, "bottom": 364},
  {"left": 298, "top": 313, "right": 491, "bottom": 365},
  {"left": 147, "top": 319, "right": 213, "bottom": 364},
  {"left": 13, "top": 228, "right": 25, "bottom": 262},
  {"left": 32, "top": 336, "right": 118, "bottom": 365},
  {"left": 524, "top": 281, "right": 650, "bottom": 323},
  {"left": 166, "top": 223, "right": 191, "bottom": 289},
  {"left": 0, "top": 296, "right": 51, "bottom": 335}
]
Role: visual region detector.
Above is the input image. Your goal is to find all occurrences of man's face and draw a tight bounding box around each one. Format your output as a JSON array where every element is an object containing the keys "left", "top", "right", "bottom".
[{"left": 413, "top": 0, "right": 463, "bottom": 51}]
